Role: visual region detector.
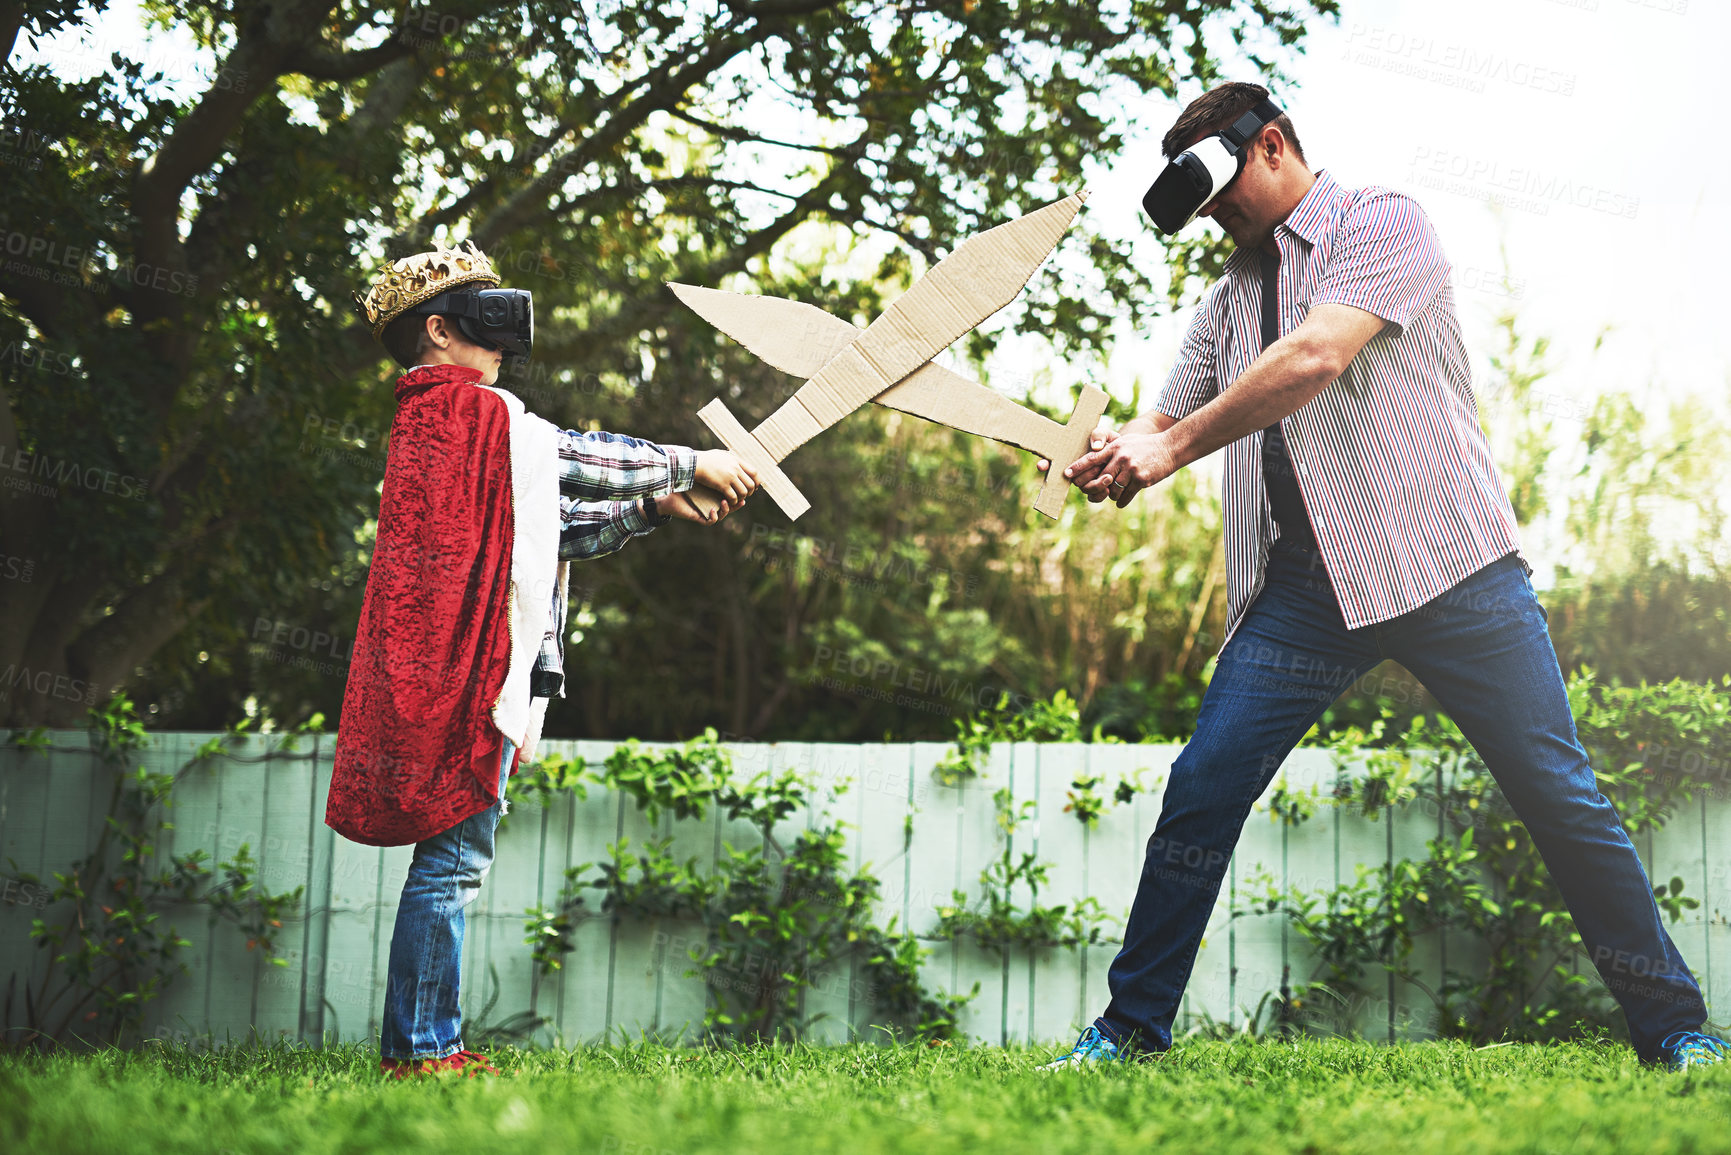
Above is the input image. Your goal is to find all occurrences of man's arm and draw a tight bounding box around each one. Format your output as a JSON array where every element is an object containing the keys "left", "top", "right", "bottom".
[
  {"left": 1039, "top": 296, "right": 1208, "bottom": 497},
  {"left": 1068, "top": 302, "right": 1387, "bottom": 506}
]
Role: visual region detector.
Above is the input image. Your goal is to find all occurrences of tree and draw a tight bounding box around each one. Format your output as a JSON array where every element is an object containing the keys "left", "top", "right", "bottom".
[{"left": 0, "top": 0, "right": 1336, "bottom": 730}]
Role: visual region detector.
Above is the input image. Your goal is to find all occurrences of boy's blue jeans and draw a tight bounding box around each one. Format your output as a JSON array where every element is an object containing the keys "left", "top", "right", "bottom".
[
  {"left": 1096, "top": 538, "right": 1707, "bottom": 1063},
  {"left": 380, "top": 736, "right": 515, "bottom": 1060}
]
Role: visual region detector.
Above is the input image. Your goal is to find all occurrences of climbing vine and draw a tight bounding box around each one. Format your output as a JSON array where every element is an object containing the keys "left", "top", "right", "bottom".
[
  {"left": 513, "top": 730, "right": 973, "bottom": 1044},
  {"left": 4, "top": 697, "right": 306, "bottom": 1051},
  {"left": 933, "top": 787, "right": 1117, "bottom": 954},
  {"left": 1242, "top": 673, "right": 1731, "bottom": 1046}
]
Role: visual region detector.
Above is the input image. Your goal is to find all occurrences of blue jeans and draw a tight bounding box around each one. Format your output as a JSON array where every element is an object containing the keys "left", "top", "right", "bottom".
[
  {"left": 1096, "top": 539, "right": 1706, "bottom": 1063},
  {"left": 380, "top": 737, "right": 515, "bottom": 1060}
]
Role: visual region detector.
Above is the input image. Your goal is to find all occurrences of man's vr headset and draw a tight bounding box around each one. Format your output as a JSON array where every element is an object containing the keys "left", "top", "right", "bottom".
[
  {"left": 1142, "top": 98, "right": 1285, "bottom": 236},
  {"left": 409, "top": 287, "right": 535, "bottom": 364}
]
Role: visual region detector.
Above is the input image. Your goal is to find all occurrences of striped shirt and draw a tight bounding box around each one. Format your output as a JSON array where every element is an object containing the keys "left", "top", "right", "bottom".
[
  {"left": 533, "top": 429, "right": 696, "bottom": 695},
  {"left": 1158, "top": 169, "right": 1522, "bottom": 648}
]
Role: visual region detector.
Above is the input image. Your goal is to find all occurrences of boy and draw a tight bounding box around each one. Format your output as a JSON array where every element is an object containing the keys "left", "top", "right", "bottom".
[{"left": 328, "top": 240, "right": 756, "bottom": 1077}]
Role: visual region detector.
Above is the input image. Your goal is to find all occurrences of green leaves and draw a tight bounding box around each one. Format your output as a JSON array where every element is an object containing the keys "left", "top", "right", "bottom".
[
  {"left": 511, "top": 736, "right": 969, "bottom": 1043},
  {"left": 934, "top": 781, "right": 1116, "bottom": 955},
  {"left": 1245, "top": 671, "right": 1730, "bottom": 1048},
  {"left": 15, "top": 698, "right": 304, "bottom": 1046},
  {"left": 1652, "top": 876, "right": 1700, "bottom": 925},
  {"left": 934, "top": 689, "right": 1093, "bottom": 785},
  {"left": 5, "top": 0, "right": 1343, "bottom": 741}
]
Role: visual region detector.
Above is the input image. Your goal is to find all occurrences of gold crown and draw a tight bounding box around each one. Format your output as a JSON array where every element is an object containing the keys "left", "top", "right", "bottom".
[{"left": 352, "top": 239, "right": 501, "bottom": 336}]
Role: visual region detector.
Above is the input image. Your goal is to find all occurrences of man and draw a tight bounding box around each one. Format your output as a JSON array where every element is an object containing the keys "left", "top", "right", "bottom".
[{"left": 1042, "top": 82, "right": 1723, "bottom": 1071}]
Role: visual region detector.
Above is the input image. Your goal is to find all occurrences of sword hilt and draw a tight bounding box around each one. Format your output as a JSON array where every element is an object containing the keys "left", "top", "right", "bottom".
[
  {"left": 696, "top": 398, "right": 811, "bottom": 521},
  {"left": 1033, "top": 384, "right": 1110, "bottom": 519}
]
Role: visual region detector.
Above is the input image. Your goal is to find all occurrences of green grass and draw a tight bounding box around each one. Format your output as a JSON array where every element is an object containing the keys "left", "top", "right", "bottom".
[{"left": 1, "top": 1036, "right": 1727, "bottom": 1154}]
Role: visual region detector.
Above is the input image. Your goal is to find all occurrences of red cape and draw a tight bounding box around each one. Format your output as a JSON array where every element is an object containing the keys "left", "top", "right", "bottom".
[{"left": 326, "top": 364, "right": 522, "bottom": 846}]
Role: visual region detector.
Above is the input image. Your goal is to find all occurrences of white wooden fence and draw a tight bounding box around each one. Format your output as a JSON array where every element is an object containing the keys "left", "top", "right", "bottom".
[{"left": 1, "top": 731, "right": 1726, "bottom": 1049}]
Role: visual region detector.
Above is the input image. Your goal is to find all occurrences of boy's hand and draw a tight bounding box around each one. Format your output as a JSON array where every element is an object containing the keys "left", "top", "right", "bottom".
[
  {"left": 695, "top": 450, "right": 758, "bottom": 506},
  {"left": 658, "top": 493, "right": 732, "bottom": 524}
]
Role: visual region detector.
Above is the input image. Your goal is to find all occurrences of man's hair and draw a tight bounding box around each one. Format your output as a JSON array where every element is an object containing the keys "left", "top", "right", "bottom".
[{"left": 1162, "top": 81, "right": 1305, "bottom": 165}]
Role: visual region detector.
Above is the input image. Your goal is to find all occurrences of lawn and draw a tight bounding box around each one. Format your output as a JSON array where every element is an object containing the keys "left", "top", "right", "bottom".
[{"left": 1, "top": 1036, "right": 1727, "bottom": 1154}]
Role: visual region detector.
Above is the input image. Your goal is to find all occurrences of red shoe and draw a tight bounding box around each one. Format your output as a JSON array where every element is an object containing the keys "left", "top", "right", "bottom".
[{"left": 381, "top": 1049, "right": 500, "bottom": 1079}]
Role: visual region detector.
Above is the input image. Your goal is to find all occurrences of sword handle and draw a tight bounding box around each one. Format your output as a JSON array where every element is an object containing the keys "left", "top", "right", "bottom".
[
  {"left": 1033, "top": 384, "right": 1110, "bottom": 519},
  {"left": 678, "top": 484, "right": 731, "bottom": 521},
  {"left": 697, "top": 398, "right": 812, "bottom": 521}
]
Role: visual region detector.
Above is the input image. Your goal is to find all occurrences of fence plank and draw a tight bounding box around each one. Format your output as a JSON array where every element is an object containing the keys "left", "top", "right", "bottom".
[
  {"left": 652, "top": 737, "right": 725, "bottom": 1045},
  {"left": 474, "top": 748, "right": 544, "bottom": 1045},
  {"left": 1388, "top": 783, "right": 1442, "bottom": 1042},
  {"left": 1327, "top": 747, "right": 1393, "bottom": 1042},
  {"left": 1649, "top": 791, "right": 1711, "bottom": 1030},
  {"left": 517, "top": 738, "right": 573, "bottom": 1046},
  {"left": 252, "top": 750, "right": 317, "bottom": 1044},
  {"left": 564, "top": 739, "right": 622, "bottom": 1043},
  {"left": 1028, "top": 743, "right": 1087, "bottom": 1045},
  {"left": 908, "top": 741, "right": 971, "bottom": 1038},
  {"left": 1279, "top": 748, "right": 1338, "bottom": 1036},
  {"left": 0, "top": 736, "right": 52, "bottom": 880},
  {"left": 297, "top": 737, "right": 337, "bottom": 1044},
  {"left": 1073, "top": 744, "right": 1174, "bottom": 1045},
  {"left": 1000, "top": 740, "right": 1040, "bottom": 1046},
  {"left": 950, "top": 743, "right": 1012, "bottom": 1044},
  {"left": 321, "top": 806, "right": 386, "bottom": 1046},
  {"left": 799, "top": 742, "right": 861, "bottom": 1044},
  {"left": 20, "top": 737, "right": 85, "bottom": 1038},
  {"left": 205, "top": 735, "right": 272, "bottom": 1047},
  {"left": 605, "top": 739, "right": 668, "bottom": 1042},
  {"left": 0, "top": 739, "right": 51, "bottom": 1039},
  {"left": 371, "top": 845, "right": 415, "bottom": 1047},
  {"left": 1702, "top": 791, "right": 1730, "bottom": 1028},
  {"left": 157, "top": 735, "right": 224, "bottom": 1043},
  {"left": 1230, "top": 756, "right": 1288, "bottom": 1034},
  {"left": 851, "top": 744, "right": 914, "bottom": 1040}
]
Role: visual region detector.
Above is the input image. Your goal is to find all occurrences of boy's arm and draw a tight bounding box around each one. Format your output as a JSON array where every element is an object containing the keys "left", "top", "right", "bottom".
[
  {"left": 557, "top": 428, "right": 697, "bottom": 502},
  {"left": 558, "top": 495, "right": 667, "bottom": 561}
]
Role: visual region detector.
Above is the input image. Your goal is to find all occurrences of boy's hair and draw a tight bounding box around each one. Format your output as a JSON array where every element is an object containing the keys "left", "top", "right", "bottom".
[
  {"left": 378, "top": 295, "right": 484, "bottom": 369},
  {"left": 380, "top": 312, "right": 435, "bottom": 370},
  {"left": 1162, "top": 81, "right": 1305, "bottom": 164}
]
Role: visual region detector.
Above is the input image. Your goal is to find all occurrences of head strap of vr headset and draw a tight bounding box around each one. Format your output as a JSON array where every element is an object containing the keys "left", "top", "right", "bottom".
[{"left": 1217, "top": 98, "right": 1284, "bottom": 154}]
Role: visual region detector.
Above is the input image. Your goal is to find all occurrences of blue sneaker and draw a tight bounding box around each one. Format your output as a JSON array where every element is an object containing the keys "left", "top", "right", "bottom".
[
  {"left": 1039, "top": 1025, "right": 1125, "bottom": 1070},
  {"left": 1661, "top": 1030, "right": 1727, "bottom": 1072}
]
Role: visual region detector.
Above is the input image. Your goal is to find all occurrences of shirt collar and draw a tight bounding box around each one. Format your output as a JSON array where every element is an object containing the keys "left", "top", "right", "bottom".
[
  {"left": 1221, "top": 168, "right": 1343, "bottom": 275},
  {"left": 1282, "top": 168, "right": 1342, "bottom": 245}
]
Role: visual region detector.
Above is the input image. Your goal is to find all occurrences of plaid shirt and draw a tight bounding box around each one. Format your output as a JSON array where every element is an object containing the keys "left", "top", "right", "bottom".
[{"left": 533, "top": 429, "right": 696, "bottom": 696}]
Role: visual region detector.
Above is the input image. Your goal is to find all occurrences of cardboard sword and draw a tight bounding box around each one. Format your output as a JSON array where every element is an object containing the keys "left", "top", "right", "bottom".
[{"left": 672, "top": 191, "right": 1108, "bottom": 520}]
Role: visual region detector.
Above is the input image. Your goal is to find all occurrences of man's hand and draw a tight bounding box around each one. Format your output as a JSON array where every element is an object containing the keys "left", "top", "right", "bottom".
[
  {"left": 1036, "top": 419, "right": 1119, "bottom": 485},
  {"left": 695, "top": 449, "right": 758, "bottom": 506},
  {"left": 1038, "top": 412, "right": 1179, "bottom": 506},
  {"left": 1067, "top": 430, "right": 1179, "bottom": 507}
]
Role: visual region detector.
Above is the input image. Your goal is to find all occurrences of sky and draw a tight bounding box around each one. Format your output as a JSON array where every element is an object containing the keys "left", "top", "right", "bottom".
[
  {"left": 15, "top": 0, "right": 1728, "bottom": 563},
  {"left": 1089, "top": 0, "right": 1727, "bottom": 427}
]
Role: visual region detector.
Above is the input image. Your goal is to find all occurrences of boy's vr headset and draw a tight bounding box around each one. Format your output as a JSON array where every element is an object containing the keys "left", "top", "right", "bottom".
[
  {"left": 409, "top": 287, "right": 535, "bottom": 364},
  {"left": 1142, "top": 98, "right": 1285, "bottom": 236}
]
